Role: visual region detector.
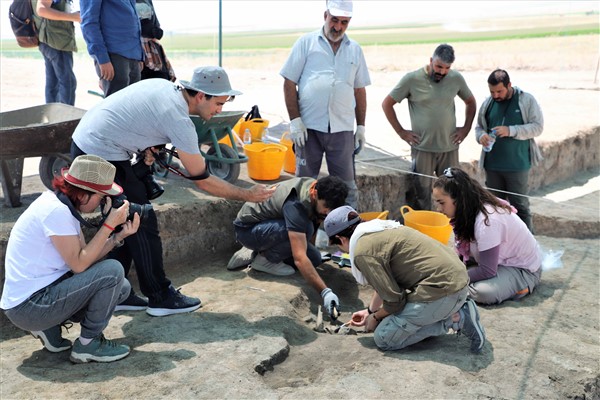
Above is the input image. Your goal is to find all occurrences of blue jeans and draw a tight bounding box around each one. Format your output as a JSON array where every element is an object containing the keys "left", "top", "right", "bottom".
[
  {"left": 4, "top": 260, "right": 129, "bottom": 339},
  {"left": 234, "top": 219, "right": 322, "bottom": 267},
  {"left": 38, "top": 42, "right": 76, "bottom": 105},
  {"left": 95, "top": 53, "right": 141, "bottom": 97}
]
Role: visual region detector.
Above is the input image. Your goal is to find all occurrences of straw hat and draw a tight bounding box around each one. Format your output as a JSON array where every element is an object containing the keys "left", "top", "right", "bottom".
[{"left": 62, "top": 155, "right": 123, "bottom": 196}]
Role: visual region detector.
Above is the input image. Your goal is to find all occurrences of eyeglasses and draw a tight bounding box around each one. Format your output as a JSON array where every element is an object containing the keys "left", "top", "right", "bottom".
[{"left": 443, "top": 168, "right": 454, "bottom": 178}]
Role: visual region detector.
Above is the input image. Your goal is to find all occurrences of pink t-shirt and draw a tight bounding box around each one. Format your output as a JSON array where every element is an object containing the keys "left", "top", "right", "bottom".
[{"left": 469, "top": 204, "right": 541, "bottom": 272}]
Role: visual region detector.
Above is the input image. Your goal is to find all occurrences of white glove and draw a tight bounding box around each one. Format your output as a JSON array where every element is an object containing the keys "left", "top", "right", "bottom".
[
  {"left": 354, "top": 125, "right": 366, "bottom": 154},
  {"left": 290, "top": 117, "right": 308, "bottom": 148},
  {"left": 321, "top": 287, "right": 340, "bottom": 320}
]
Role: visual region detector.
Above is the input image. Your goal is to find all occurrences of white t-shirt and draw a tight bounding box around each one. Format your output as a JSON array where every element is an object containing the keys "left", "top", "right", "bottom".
[
  {"left": 0, "top": 191, "right": 80, "bottom": 310},
  {"left": 72, "top": 78, "right": 201, "bottom": 161},
  {"left": 469, "top": 204, "right": 541, "bottom": 272}
]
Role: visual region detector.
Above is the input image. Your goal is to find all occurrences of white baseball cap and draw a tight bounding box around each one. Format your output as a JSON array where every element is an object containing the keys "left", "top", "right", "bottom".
[{"left": 327, "top": 0, "right": 353, "bottom": 17}]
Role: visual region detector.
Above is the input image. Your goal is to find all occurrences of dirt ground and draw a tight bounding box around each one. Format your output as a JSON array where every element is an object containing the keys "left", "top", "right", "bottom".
[{"left": 1, "top": 32, "right": 599, "bottom": 399}]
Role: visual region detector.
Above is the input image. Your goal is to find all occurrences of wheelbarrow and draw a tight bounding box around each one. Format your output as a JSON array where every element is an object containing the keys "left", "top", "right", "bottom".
[
  {"left": 160, "top": 111, "right": 247, "bottom": 183},
  {"left": 0, "top": 103, "right": 86, "bottom": 207}
]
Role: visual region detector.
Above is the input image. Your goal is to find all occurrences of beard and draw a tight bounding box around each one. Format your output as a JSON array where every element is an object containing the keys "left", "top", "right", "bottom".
[
  {"left": 430, "top": 70, "right": 446, "bottom": 82},
  {"left": 324, "top": 26, "right": 344, "bottom": 43}
]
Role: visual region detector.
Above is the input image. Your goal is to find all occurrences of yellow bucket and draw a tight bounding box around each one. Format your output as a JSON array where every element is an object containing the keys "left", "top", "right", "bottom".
[
  {"left": 218, "top": 117, "right": 244, "bottom": 148},
  {"left": 359, "top": 210, "right": 390, "bottom": 221},
  {"left": 239, "top": 118, "right": 269, "bottom": 142},
  {"left": 400, "top": 205, "right": 452, "bottom": 244},
  {"left": 244, "top": 142, "right": 287, "bottom": 181},
  {"left": 280, "top": 132, "right": 296, "bottom": 174}
]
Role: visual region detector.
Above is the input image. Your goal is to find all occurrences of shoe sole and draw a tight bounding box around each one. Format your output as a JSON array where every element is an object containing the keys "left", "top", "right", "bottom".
[
  {"left": 146, "top": 303, "right": 201, "bottom": 317},
  {"left": 31, "top": 332, "right": 71, "bottom": 353},
  {"left": 69, "top": 349, "right": 130, "bottom": 364},
  {"left": 465, "top": 299, "right": 486, "bottom": 353},
  {"left": 114, "top": 305, "right": 148, "bottom": 312}
]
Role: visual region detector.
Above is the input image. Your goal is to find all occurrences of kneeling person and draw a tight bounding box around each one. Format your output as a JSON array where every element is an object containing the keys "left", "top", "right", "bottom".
[
  {"left": 227, "top": 176, "right": 348, "bottom": 318},
  {"left": 324, "top": 206, "right": 486, "bottom": 353}
]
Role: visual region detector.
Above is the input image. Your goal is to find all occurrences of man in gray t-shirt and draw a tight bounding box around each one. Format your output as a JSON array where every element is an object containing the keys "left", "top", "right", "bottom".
[
  {"left": 382, "top": 44, "right": 476, "bottom": 211},
  {"left": 71, "top": 66, "right": 275, "bottom": 317}
]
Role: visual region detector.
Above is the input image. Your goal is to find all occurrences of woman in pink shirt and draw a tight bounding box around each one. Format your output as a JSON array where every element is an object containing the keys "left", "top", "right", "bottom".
[{"left": 432, "top": 167, "right": 542, "bottom": 304}]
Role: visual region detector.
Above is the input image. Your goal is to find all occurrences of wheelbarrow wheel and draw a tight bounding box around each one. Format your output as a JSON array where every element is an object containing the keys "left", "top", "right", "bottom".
[
  {"left": 39, "top": 153, "right": 72, "bottom": 190},
  {"left": 206, "top": 144, "right": 240, "bottom": 183}
]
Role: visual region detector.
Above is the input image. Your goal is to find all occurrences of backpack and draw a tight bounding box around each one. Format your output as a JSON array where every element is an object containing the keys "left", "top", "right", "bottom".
[{"left": 8, "top": 0, "right": 38, "bottom": 48}]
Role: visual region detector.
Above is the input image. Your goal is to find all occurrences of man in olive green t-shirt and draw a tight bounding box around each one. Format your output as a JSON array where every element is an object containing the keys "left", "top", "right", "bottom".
[{"left": 382, "top": 44, "right": 476, "bottom": 210}]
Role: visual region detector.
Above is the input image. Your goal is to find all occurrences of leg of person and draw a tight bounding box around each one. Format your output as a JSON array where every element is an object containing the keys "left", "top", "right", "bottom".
[
  {"left": 38, "top": 43, "right": 59, "bottom": 103},
  {"left": 436, "top": 149, "right": 459, "bottom": 179},
  {"left": 295, "top": 129, "right": 325, "bottom": 179},
  {"left": 485, "top": 169, "right": 509, "bottom": 201},
  {"left": 236, "top": 220, "right": 295, "bottom": 276},
  {"left": 373, "top": 287, "right": 468, "bottom": 351},
  {"left": 127, "top": 57, "right": 141, "bottom": 86},
  {"left": 411, "top": 149, "right": 436, "bottom": 210},
  {"left": 109, "top": 161, "right": 200, "bottom": 317},
  {"left": 322, "top": 131, "right": 357, "bottom": 209},
  {"left": 469, "top": 265, "right": 539, "bottom": 304},
  {"left": 95, "top": 53, "right": 137, "bottom": 97},
  {"left": 456, "top": 297, "right": 487, "bottom": 353},
  {"left": 504, "top": 170, "right": 533, "bottom": 232},
  {"left": 54, "top": 49, "right": 77, "bottom": 106},
  {"left": 5, "top": 260, "right": 129, "bottom": 357}
]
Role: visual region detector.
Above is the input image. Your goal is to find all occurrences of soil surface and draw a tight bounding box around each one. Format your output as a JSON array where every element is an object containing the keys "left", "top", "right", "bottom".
[{"left": 1, "top": 32, "right": 599, "bottom": 399}]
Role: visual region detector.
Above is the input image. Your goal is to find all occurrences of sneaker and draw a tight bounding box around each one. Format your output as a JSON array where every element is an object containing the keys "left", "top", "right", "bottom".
[
  {"left": 31, "top": 324, "right": 72, "bottom": 353},
  {"left": 115, "top": 290, "right": 148, "bottom": 311},
  {"left": 146, "top": 286, "right": 201, "bottom": 317},
  {"left": 459, "top": 298, "right": 486, "bottom": 353},
  {"left": 250, "top": 254, "right": 295, "bottom": 276},
  {"left": 69, "top": 334, "right": 130, "bottom": 364},
  {"left": 227, "top": 246, "right": 256, "bottom": 270}
]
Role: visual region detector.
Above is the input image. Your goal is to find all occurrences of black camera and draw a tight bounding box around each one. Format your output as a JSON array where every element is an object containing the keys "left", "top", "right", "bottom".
[
  {"left": 102, "top": 194, "right": 152, "bottom": 225},
  {"left": 132, "top": 158, "right": 164, "bottom": 200}
]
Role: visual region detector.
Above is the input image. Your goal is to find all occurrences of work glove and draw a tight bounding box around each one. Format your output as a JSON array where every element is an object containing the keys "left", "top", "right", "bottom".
[
  {"left": 354, "top": 125, "right": 366, "bottom": 154},
  {"left": 321, "top": 287, "right": 340, "bottom": 320},
  {"left": 290, "top": 117, "right": 308, "bottom": 148}
]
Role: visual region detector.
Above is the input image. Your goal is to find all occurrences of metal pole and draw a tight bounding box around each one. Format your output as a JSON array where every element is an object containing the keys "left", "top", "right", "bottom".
[{"left": 219, "top": 0, "right": 222, "bottom": 66}]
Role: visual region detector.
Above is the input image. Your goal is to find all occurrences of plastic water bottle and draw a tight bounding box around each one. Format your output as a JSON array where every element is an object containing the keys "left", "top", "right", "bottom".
[
  {"left": 260, "top": 127, "right": 269, "bottom": 142},
  {"left": 243, "top": 128, "right": 252, "bottom": 145},
  {"left": 483, "top": 130, "right": 497, "bottom": 152}
]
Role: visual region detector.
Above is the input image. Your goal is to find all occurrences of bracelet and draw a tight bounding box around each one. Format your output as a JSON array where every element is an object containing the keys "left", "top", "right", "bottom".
[
  {"left": 102, "top": 223, "right": 115, "bottom": 232},
  {"left": 367, "top": 306, "right": 374, "bottom": 314}
]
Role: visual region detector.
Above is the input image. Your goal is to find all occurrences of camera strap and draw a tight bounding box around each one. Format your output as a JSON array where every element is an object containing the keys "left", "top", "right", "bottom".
[
  {"left": 150, "top": 148, "right": 211, "bottom": 181},
  {"left": 55, "top": 191, "right": 99, "bottom": 229}
]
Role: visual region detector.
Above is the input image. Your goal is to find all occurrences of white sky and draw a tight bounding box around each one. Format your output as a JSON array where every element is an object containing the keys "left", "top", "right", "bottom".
[{"left": 1, "top": 0, "right": 598, "bottom": 39}]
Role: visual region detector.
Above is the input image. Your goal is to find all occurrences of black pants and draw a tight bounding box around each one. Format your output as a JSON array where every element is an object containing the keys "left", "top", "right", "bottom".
[{"left": 71, "top": 143, "right": 171, "bottom": 303}]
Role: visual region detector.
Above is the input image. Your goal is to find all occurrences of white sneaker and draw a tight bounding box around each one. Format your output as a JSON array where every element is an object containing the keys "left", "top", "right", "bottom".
[
  {"left": 227, "top": 246, "right": 255, "bottom": 270},
  {"left": 250, "top": 254, "right": 295, "bottom": 276}
]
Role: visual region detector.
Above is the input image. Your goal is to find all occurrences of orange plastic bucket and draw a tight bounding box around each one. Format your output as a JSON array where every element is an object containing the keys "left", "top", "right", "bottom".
[
  {"left": 239, "top": 118, "right": 269, "bottom": 142},
  {"left": 400, "top": 205, "right": 452, "bottom": 244},
  {"left": 359, "top": 210, "right": 390, "bottom": 221},
  {"left": 280, "top": 132, "right": 296, "bottom": 174},
  {"left": 244, "top": 142, "right": 287, "bottom": 180}
]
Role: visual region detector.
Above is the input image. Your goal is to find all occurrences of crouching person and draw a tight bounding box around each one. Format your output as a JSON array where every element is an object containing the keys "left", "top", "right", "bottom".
[
  {"left": 324, "top": 206, "right": 487, "bottom": 353},
  {"left": 1, "top": 155, "right": 140, "bottom": 363},
  {"left": 227, "top": 176, "right": 348, "bottom": 319}
]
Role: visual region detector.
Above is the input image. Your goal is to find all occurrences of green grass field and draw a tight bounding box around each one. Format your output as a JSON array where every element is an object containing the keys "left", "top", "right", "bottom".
[{"left": 1, "top": 12, "right": 597, "bottom": 55}]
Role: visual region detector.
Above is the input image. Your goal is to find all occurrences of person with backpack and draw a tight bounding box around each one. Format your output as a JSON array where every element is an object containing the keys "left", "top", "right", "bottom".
[{"left": 32, "top": 0, "right": 80, "bottom": 105}]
